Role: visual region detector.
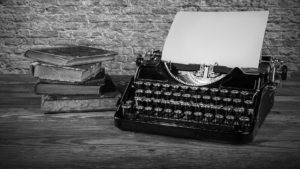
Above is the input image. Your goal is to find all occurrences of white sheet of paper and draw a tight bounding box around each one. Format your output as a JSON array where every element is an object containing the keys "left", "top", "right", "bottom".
[{"left": 162, "top": 11, "right": 269, "bottom": 68}]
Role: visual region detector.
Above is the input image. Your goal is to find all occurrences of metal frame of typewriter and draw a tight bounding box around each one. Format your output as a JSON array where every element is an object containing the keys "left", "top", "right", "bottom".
[{"left": 114, "top": 50, "right": 287, "bottom": 143}]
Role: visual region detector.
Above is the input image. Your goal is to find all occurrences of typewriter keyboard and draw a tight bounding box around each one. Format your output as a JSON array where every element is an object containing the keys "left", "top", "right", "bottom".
[{"left": 121, "top": 81, "right": 255, "bottom": 133}]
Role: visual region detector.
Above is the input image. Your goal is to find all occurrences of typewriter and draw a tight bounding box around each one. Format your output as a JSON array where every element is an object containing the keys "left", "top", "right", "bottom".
[{"left": 114, "top": 12, "right": 288, "bottom": 143}]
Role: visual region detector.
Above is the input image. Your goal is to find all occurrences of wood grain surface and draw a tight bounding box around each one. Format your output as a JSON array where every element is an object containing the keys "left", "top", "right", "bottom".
[{"left": 0, "top": 75, "right": 300, "bottom": 169}]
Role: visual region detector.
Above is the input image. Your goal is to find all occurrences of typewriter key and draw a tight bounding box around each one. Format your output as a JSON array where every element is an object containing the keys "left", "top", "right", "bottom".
[
  {"left": 145, "top": 89, "right": 152, "bottom": 98},
  {"left": 153, "top": 91, "right": 162, "bottom": 99},
  {"left": 171, "top": 84, "right": 180, "bottom": 92},
  {"left": 180, "top": 85, "right": 189, "bottom": 94},
  {"left": 210, "top": 88, "right": 219, "bottom": 96},
  {"left": 162, "top": 84, "right": 170, "bottom": 92},
  {"left": 153, "top": 99, "right": 161, "bottom": 107},
  {"left": 182, "top": 93, "right": 191, "bottom": 102},
  {"left": 212, "top": 105, "right": 222, "bottom": 115},
  {"left": 182, "top": 102, "right": 191, "bottom": 111},
  {"left": 200, "top": 87, "right": 208, "bottom": 95},
  {"left": 174, "top": 110, "right": 182, "bottom": 119},
  {"left": 244, "top": 100, "right": 253, "bottom": 108},
  {"left": 231, "top": 90, "right": 239, "bottom": 98},
  {"left": 223, "top": 106, "right": 232, "bottom": 116},
  {"left": 164, "top": 91, "right": 172, "bottom": 100},
  {"left": 223, "top": 98, "right": 232, "bottom": 106},
  {"left": 173, "top": 92, "right": 181, "bottom": 101},
  {"left": 134, "top": 81, "right": 143, "bottom": 89},
  {"left": 135, "top": 89, "right": 144, "bottom": 97},
  {"left": 239, "top": 116, "right": 250, "bottom": 131},
  {"left": 192, "top": 94, "right": 201, "bottom": 103},
  {"left": 194, "top": 112, "right": 203, "bottom": 122},
  {"left": 171, "top": 100, "right": 180, "bottom": 110},
  {"left": 121, "top": 104, "right": 132, "bottom": 116},
  {"left": 153, "top": 83, "right": 161, "bottom": 91},
  {"left": 144, "top": 106, "right": 153, "bottom": 116},
  {"left": 215, "top": 114, "right": 224, "bottom": 124},
  {"left": 154, "top": 107, "right": 163, "bottom": 117},
  {"left": 144, "top": 98, "right": 152, "bottom": 107},
  {"left": 204, "top": 113, "right": 214, "bottom": 123},
  {"left": 190, "top": 87, "right": 199, "bottom": 94},
  {"left": 233, "top": 98, "right": 241, "bottom": 107},
  {"left": 191, "top": 102, "right": 200, "bottom": 112},
  {"left": 240, "top": 91, "right": 249, "bottom": 101},
  {"left": 184, "top": 111, "right": 192, "bottom": 121},
  {"left": 233, "top": 107, "right": 243, "bottom": 118},
  {"left": 203, "top": 95, "right": 211, "bottom": 104},
  {"left": 134, "top": 96, "right": 143, "bottom": 106},
  {"left": 164, "top": 108, "right": 173, "bottom": 119},
  {"left": 213, "top": 96, "right": 221, "bottom": 105},
  {"left": 225, "top": 115, "right": 235, "bottom": 125},
  {"left": 126, "top": 100, "right": 134, "bottom": 105},
  {"left": 136, "top": 105, "right": 144, "bottom": 113},
  {"left": 161, "top": 99, "right": 170, "bottom": 109},
  {"left": 220, "top": 89, "right": 228, "bottom": 97},
  {"left": 144, "top": 82, "right": 152, "bottom": 89}
]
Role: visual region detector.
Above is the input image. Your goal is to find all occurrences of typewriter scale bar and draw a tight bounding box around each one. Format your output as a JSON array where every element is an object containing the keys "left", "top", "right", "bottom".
[{"left": 114, "top": 62, "right": 274, "bottom": 143}]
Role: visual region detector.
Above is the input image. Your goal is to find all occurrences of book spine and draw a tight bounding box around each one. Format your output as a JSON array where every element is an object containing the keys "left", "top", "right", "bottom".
[{"left": 41, "top": 95, "right": 118, "bottom": 113}]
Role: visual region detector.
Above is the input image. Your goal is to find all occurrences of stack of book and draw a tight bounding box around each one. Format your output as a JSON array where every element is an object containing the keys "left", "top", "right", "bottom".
[{"left": 24, "top": 46, "right": 120, "bottom": 113}]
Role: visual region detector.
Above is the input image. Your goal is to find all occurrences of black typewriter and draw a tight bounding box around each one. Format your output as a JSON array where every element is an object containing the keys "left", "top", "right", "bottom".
[
  {"left": 114, "top": 11, "right": 287, "bottom": 143},
  {"left": 114, "top": 49, "right": 287, "bottom": 143}
]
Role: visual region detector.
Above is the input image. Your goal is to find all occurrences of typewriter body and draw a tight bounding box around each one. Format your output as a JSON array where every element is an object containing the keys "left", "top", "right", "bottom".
[{"left": 114, "top": 12, "right": 288, "bottom": 143}]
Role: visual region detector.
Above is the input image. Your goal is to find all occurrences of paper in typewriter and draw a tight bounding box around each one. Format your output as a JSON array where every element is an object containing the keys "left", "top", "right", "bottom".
[{"left": 162, "top": 11, "right": 269, "bottom": 68}]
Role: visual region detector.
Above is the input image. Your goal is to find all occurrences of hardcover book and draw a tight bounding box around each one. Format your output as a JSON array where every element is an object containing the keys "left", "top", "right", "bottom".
[
  {"left": 30, "top": 62, "right": 104, "bottom": 83},
  {"left": 24, "top": 46, "right": 117, "bottom": 66}
]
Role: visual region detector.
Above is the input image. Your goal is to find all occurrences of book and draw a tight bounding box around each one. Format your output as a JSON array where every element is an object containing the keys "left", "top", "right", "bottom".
[
  {"left": 24, "top": 46, "right": 117, "bottom": 66},
  {"left": 40, "top": 74, "right": 121, "bottom": 113},
  {"left": 30, "top": 62, "right": 104, "bottom": 82}
]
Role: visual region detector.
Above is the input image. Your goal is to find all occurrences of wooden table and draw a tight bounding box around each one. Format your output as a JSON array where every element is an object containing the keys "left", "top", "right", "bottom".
[{"left": 0, "top": 74, "right": 300, "bottom": 169}]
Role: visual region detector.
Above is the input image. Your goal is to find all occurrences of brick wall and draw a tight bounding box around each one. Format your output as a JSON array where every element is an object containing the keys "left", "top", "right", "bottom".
[{"left": 0, "top": 0, "right": 299, "bottom": 77}]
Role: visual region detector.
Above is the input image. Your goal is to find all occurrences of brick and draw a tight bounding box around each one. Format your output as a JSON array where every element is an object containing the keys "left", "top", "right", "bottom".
[
  {"left": 77, "top": 39, "right": 94, "bottom": 46},
  {"left": 30, "top": 15, "right": 59, "bottom": 22},
  {"left": 88, "top": 15, "right": 103, "bottom": 23},
  {"left": 0, "top": 31, "right": 15, "bottom": 38},
  {"left": 115, "top": 55, "right": 127, "bottom": 63},
  {"left": 103, "top": 61, "right": 121, "bottom": 69},
  {"left": 92, "top": 0, "right": 129, "bottom": 6},
  {"left": 265, "top": 31, "right": 281, "bottom": 39},
  {"left": 72, "top": 31, "right": 89, "bottom": 38},
  {"left": 282, "top": 16, "right": 300, "bottom": 23},
  {"left": 278, "top": 47, "right": 296, "bottom": 56},
  {"left": 278, "top": 0, "right": 300, "bottom": 7},
  {"left": 12, "top": 15, "right": 30, "bottom": 22},
  {"left": 266, "top": 23, "right": 281, "bottom": 31},
  {"left": 162, "top": 15, "right": 175, "bottom": 23},
  {"left": 283, "top": 40, "right": 300, "bottom": 47},
  {"left": 15, "top": 30, "right": 30, "bottom": 38},
  {"left": 60, "top": 15, "right": 86, "bottom": 22},
  {"left": 30, "top": 31, "right": 59, "bottom": 38},
  {"left": 135, "top": 15, "right": 162, "bottom": 23},
  {"left": 33, "top": 38, "right": 49, "bottom": 45},
  {"left": 262, "top": 47, "right": 278, "bottom": 55},
  {"left": 282, "top": 31, "right": 298, "bottom": 39},
  {"left": 29, "top": 0, "right": 59, "bottom": 6},
  {"left": 58, "top": 0, "right": 81, "bottom": 6},
  {"left": 42, "top": 6, "right": 65, "bottom": 15},
  {"left": 91, "top": 6, "right": 109, "bottom": 14},
  {"left": 0, "top": 15, "right": 14, "bottom": 22},
  {"left": 122, "top": 7, "right": 152, "bottom": 15},
  {"left": 268, "top": 15, "right": 281, "bottom": 23},
  {"left": 64, "top": 23, "right": 82, "bottom": 30},
  {"left": 59, "top": 31, "right": 73, "bottom": 38},
  {"left": 2, "top": 7, "right": 33, "bottom": 15},
  {"left": 269, "top": 39, "right": 284, "bottom": 47},
  {"left": 48, "top": 38, "right": 77, "bottom": 45},
  {"left": 122, "top": 63, "right": 137, "bottom": 70},
  {"left": 1, "top": 0, "right": 29, "bottom": 6},
  {"left": 30, "top": 22, "right": 52, "bottom": 30},
  {"left": 90, "top": 31, "right": 103, "bottom": 37},
  {"left": 93, "top": 38, "right": 122, "bottom": 47},
  {"left": 130, "top": 0, "right": 159, "bottom": 6}
]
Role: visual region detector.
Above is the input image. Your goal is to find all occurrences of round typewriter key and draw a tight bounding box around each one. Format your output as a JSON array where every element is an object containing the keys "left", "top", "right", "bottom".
[
  {"left": 161, "top": 99, "right": 170, "bottom": 109},
  {"left": 225, "top": 115, "right": 235, "bottom": 125},
  {"left": 233, "top": 98, "right": 241, "bottom": 107},
  {"left": 231, "top": 90, "right": 239, "bottom": 98},
  {"left": 212, "top": 105, "right": 222, "bottom": 115},
  {"left": 153, "top": 98, "right": 161, "bottom": 107},
  {"left": 241, "top": 91, "right": 249, "bottom": 101},
  {"left": 164, "top": 108, "right": 173, "bottom": 119},
  {"left": 215, "top": 114, "right": 224, "bottom": 124},
  {"left": 126, "top": 100, "right": 134, "bottom": 105},
  {"left": 174, "top": 110, "right": 182, "bottom": 119},
  {"left": 192, "top": 94, "right": 201, "bottom": 103},
  {"left": 220, "top": 89, "right": 228, "bottom": 97},
  {"left": 154, "top": 107, "right": 163, "bottom": 117},
  {"left": 239, "top": 116, "right": 250, "bottom": 130},
  {"left": 144, "top": 82, "right": 152, "bottom": 89},
  {"left": 153, "top": 91, "right": 162, "bottom": 99},
  {"left": 213, "top": 96, "right": 221, "bottom": 105},
  {"left": 153, "top": 83, "right": 161, "bottom": 91},
  {"left": 233, "top": 107, "right": 243, "bottom": 117},
  {"left": 180, "top": 85, "right": 189, "bottom": 94},
  {"left": 223, "top": 98, "right": 232, "bottom": 106},
  {"left": 222, "top": 106, "right": 232, "bottom": 116},
  {"left": 182, "top": 93, "right": 191, "bottom": 102},
  {"left": 204, "top": 113, "right": 213, "bottom": 123},
  {"left": 210, "top": 88, "right": 219, "bottom": 96},
  {"left": 194, "top": 112, "right": 203, "bottom": 122},
  {"left": 144, "top": 106, "right": 153, "bottom": 116},
  {"left": 181, "top": 102, "right": 191, "bottom": 111},
  {"left": 134, "top": 81, "right": 143, "bottom": 89},
  {"left": 162, "top": 84, "right": 170, "bottom": 92},
  {"left": 144, "top": 98, "right": 152, "bottom": 107},
  {"left": 136, "top": 105, "right": 144, "bottom": 118},
  {"left": 200, "top": 87, "right": 208, "bottom": 95},
  {"left": 190, "top": 87, "right": 199, "bottom": 94},
  {"left": 135, "top": 89, "right": 144, "bottom": 97},
  {"left": 163, "top": 91, "right": 172, "bottom": 100},
  {"left": 171, "top": 84, "right": 180, "bottom": 92},
  {"left": 184, "top": 111, "right": 192, "bottom": 121},
  {"left": 244, "top": 100, "right": 253, "bottom": 108},
  {"left": 121, "top": 104, "right": 132, "bottom": 116},
  {"left": 173, "top": 92, "right": 181, "bottom": 101},
  {"left": 134, "top": 96, "right": 143, "bottom": 106},
  {"left": 191, "top": 102, "right": 200, "bottom": 112},
  {"left": 171, "top": 100, "right": 180, "bottom": 110},
  {"left": 144, "top": 89, "right": 152, "bottom": 98},
  {"left": 203, "top": 95, "right": 211, "bottom": 104}
]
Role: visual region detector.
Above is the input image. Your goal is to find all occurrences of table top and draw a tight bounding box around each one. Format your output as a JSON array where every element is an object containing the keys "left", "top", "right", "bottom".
[{"left": 0, "top": 74, "right": 300, "bottom": 169}]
